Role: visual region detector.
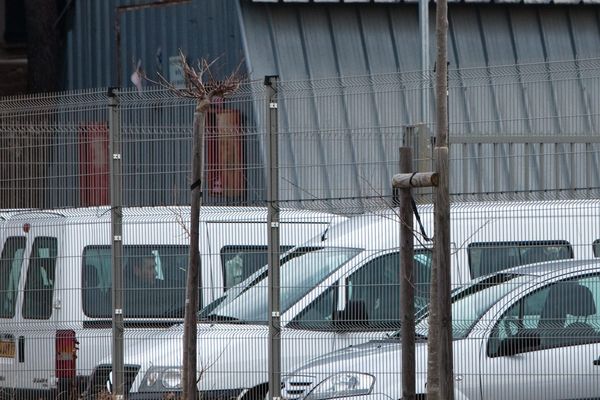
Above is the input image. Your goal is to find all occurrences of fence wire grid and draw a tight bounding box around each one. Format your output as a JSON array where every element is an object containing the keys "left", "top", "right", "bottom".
[{"left": 0, "top": 58, "right": 599, "bottom": 400}]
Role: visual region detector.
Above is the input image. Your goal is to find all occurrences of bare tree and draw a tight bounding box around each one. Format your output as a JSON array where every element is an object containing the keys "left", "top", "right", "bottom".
[{"left": 146, "top": 50, "right": 242, "bottom": 400}]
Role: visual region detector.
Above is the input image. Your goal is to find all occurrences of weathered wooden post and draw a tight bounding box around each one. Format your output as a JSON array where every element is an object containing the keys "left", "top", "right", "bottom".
[
  {"left": 430, "top": 0, "right": 452, "bottom": 393},
  {"left": 392, "top": 134, "right": 438, "bottom": 400}
]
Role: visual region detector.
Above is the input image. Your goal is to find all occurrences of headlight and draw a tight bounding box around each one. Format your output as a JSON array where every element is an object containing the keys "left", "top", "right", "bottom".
[
  {"left": 306, "top": 373, "right": 374, "bottom": 400},
  {"left": 138, "top": 366, "right": 183, "bottom": 392}
]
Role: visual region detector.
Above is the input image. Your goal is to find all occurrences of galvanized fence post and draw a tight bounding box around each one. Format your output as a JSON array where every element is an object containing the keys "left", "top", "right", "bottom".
[
  {"left": 266, "top": 75, "right": 281, "bottom": 400},
  {"left": 108, "top": 87, "right": 125, "bottom": 400}
]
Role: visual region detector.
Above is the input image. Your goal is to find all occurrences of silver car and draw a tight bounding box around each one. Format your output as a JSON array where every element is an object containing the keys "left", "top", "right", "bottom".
[{"left": 282, "top": 258, "right": 600, "bottom": 400}]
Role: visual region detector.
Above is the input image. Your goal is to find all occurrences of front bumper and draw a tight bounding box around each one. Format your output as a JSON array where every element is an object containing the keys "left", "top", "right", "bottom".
[
  {"left": 128, "top": 388, "right": 245, "bottom": 400},
  {"left": 81, "top": 364, "right": 141, "bottom": 399},
  {"left": 0, "top": 377, "right": 88, "bottom": 400}
]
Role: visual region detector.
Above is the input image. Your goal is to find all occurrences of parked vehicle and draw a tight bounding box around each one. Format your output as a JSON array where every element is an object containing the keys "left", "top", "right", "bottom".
[
  {"left": 86, "top": 200, "right": 600, "bottom": 400},
  {"left": 0, "top": 206, "right": 344, "bottom": 399},
  {"left": 281, "top": 258, "right": 600, "bottom": 400}
]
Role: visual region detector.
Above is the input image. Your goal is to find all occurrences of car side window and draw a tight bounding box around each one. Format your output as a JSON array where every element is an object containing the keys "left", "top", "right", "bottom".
[
  {"left": 340, "top": 250, "right": 432, "bottom": 331},
  {"left": 488, "top": 275, "right": 600, "bottom": 357},
  {"left": 289, "top": 285, "right": 337, "bottom": 330}
]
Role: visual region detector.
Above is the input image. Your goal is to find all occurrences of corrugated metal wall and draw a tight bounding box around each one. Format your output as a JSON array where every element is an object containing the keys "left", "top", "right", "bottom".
[
  {"left": 238, "top": 1, "right": 600, "bottom": 87},
  {"left": 237, "top": 1, "right": 600, "bottom": 207},
  {"left": 237, "top": 1, "right": 600, "bottom": 139},
  {"left": 62, "top": 0, "right": 244, "bottom": 90},
  {"left": 55, "top": 0, "right": 600, "bottom": 208}
]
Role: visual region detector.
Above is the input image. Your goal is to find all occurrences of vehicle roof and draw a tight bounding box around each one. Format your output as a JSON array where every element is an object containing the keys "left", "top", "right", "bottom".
[
  {"left": 493, "top": 257, "right": 600, "bottom": 279},
  {"left": 4, "top": 206, "right": 345, "bottom": 224},
  {"left": 308, "top": 198, "right": 600, "bottom": 250},
  {"left": 302, "top": 210, "right": 416, "bottom": 250},
  {"left": 375, "top": 198, "right": 599, "bottom": 215}
]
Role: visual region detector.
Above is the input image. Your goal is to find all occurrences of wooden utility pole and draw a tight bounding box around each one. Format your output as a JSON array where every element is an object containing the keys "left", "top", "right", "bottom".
[
  {"left": 428, "top": 0, "right": 452, "bottom": 395},
  {"left": 399, "top": 146, "right": 415, "bottom": 400},
  {"left": 393, "top": 133, "right": 438, "bottom": 400}
]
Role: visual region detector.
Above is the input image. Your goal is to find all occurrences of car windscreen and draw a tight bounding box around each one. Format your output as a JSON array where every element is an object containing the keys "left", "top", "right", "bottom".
[
  {"left": 415, "top": 273, "right": 535, "bottom": 339},
  {"left": 199, "top": 247, "right": 362, "bottom": 324}
]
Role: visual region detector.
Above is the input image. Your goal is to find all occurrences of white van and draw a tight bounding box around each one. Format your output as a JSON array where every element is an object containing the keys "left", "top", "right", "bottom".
[
  {"left": 85, "top": 199, "right": 600, "bottom": 400},
  {"left": 0, "top": 206, "right": 344, "bottom": 399}
]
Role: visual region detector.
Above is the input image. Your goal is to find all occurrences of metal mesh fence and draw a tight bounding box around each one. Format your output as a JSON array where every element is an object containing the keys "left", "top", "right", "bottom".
[{"left": 0, "top": 58, "right": 599, "bottom": 400}]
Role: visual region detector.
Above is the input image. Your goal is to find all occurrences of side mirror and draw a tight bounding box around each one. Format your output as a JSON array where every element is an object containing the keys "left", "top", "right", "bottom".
[{"left": 496, "top": 330, "right": 541, "bottom": 357}]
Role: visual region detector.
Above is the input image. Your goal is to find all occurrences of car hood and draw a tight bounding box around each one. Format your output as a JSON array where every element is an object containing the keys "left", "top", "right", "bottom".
[
  {"left": 286, "top": 339, "right": 430, "bottom": 399},
  {"left": 296, "top": 339, "right": 407, "bottom": 372},
  {"left": 104, "top": 323, "right": 270, "bottom": 391}
]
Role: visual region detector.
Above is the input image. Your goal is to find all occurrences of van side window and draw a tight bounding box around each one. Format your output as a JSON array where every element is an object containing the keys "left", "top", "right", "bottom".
[
  {"left": 340, "top": 250, "right": 432, "bottom": 331},
  {"left": 468, "top": 241, "right": 573, "bottom": 279},
  {"left": 220, "top": 245, "right": 293, "bottom": 290},
  {"left": 83, "top": 245, "right": 190, "bottom": 318},
  {"left": 23, "top": 237, "right": 58, "bottom": 320},
  {"left": 0, "top": 237, "right": 26, "bottom": 318}
]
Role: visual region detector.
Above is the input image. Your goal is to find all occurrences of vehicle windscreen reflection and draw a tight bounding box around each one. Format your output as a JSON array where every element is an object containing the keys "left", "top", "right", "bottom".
[{"left": 199, "top": 247, "right": 361, "bottom": 324}]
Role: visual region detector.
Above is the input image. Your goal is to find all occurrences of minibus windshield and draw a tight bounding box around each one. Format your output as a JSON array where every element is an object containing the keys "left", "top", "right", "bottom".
[{"left": 199, "top": 247, "right": 362, "bottom": 323}]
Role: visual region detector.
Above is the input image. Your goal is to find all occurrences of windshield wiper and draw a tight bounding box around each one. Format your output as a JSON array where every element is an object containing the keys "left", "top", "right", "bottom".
[{"left": 387, "top": 331, "right": 428, "bottom": 341}]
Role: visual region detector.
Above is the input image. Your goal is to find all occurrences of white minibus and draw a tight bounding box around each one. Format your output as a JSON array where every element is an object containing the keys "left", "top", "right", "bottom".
[{"left": 0, "top": 206, "right": 344, "bottom": 399}]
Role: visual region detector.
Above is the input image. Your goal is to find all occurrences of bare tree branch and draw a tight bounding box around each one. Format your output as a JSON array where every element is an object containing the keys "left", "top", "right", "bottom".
[{"left": 143, "top": 49, "right": 244, "bottom": 112}]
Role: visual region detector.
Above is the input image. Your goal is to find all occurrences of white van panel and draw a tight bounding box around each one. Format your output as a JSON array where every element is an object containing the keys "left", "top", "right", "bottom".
[{"left": 0, "top": 206, "right": 344, "bottom": 398}]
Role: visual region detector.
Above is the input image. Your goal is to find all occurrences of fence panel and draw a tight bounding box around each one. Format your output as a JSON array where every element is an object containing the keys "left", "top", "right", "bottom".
[{"left": 0, "top": 58, "right": 598, "bottom": 400}]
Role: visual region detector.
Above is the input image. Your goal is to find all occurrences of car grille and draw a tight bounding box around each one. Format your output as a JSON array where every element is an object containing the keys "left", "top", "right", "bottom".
[
  {"left": 281, "top": 375, "right": 315, "bottom": 400},
  {"left": 82, "top": 363, "right": 141, "bottom": 399}
]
